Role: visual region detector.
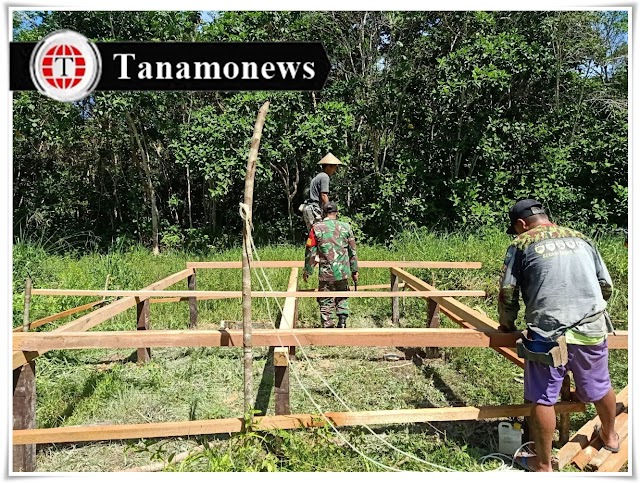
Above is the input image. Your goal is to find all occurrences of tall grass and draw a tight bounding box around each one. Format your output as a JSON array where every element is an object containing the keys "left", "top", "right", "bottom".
[{"left": 12, "top": 228, "right": 628, "bottom": 472}]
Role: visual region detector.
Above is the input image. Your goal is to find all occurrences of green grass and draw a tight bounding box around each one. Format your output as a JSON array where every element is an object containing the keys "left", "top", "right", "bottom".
[{"left": 12, "top": 228, "right": 628, "bottom": 472}]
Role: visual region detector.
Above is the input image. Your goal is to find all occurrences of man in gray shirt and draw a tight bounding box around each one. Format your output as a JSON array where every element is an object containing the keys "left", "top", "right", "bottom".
[
  {"left": 301, "top": 153, "right": 343, "bottom": 232},
  {"left": 498, "top": 199, "right": 618, "bottom": 472}
]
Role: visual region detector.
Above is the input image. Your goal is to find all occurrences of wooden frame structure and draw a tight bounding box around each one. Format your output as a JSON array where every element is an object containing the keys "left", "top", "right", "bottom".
[{"left": 12, "top": 260, "right": 629, "bottom": 472}]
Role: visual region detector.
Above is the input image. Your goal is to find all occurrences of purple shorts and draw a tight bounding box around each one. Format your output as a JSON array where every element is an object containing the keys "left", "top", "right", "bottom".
[{"left": 524, "top": 340, "right": 611, "bottom": 406}]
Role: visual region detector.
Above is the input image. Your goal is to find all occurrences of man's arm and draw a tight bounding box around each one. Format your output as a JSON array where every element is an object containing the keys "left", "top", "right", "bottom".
[
  {"left": 591, "top": 244, "right": 613, "bottom": 301},
  {"left": 303, "top": 228, "right": 318, "bottom": 281},
  {"left": 347, "top": 227, "right": 359, "bottom": 281},
  {"left": 498, "top": 245, "right": 521, "bottom": 331},
  {"left": 320, "top": 173, "right": 330, "bottom": 206}
]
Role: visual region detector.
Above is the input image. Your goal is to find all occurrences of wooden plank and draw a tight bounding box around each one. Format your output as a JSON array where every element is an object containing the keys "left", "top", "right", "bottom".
[
  {"left": 392, "top": 267, "right": 497, "bottom": 331},
  {"left": 13, "top": 362, "right": 36, "bottom": 471},
  {"left": 354, "top": 283, "right": 405, "bottom": 290},
  {"left": 390, "top": 270, "right": 400, "bottom": 325},
  {"left": 187, "top": 272, "right": 197, "bottom": 328},
  {"left": 9, "top": 327, "right": 529, "bottom": 351},
  {"left": 585, "top": 412, "right": 629, "bottom": 471},
  {"left": 136, "top": 299, "right": 151, "bottom": 363},
  {"left": 13, "top": 402, "right": 584, "bottom": 445},
  {"left": 275, "top": 269, "right": 298, "bottom": 415},
  {"left": 187, "top": 261, "right": 482, "bottom": 269},
  {"left": 557, "top": 386, "right": 628, "bottom": 469},
  {"left": 13, "top": 300, "right": 106, "bottom": 332},
  {"left": 31, "top": 289, "right": 487, "bottom": 298},
  {"left": 14, "top": 328, "right": 629, "bottom": 352},
  {"left": 12, "top": 268, "right": 194, "bottom": 370},
  {"left": 437, "top": 303, "right": 524, "bottom": 368},
  {"left": 597, "top": 436, "right": 629, "bottom": 472}
]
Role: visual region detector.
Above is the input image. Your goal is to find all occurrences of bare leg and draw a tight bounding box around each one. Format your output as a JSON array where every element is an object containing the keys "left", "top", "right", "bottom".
[
  {"left": 524, "top": 404, "right": 556, "bottom": 472},
  {"left": 593, "top": 387, "right": 618, "bottom": 448}
]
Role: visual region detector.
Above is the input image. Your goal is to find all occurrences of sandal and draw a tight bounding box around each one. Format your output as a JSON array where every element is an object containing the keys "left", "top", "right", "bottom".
[
  {"left": 513, "top": 455, "right": 534, "bottom": 472},
  {"left": 593, "top": 424, "right": 620, "bottom": 453}
]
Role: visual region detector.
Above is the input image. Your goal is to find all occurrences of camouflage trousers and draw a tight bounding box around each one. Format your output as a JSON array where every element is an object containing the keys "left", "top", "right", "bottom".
[{"left": 317, "top": 279, "right": 350, "bottom": 328}]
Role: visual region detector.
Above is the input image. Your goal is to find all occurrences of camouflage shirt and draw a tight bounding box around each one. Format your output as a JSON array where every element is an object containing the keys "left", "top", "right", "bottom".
[
  {"left": 304, "top": 219, "right": 359, "bottom": 282},
  {"left": 498, "top": 224, "right": 613, "bottom": 340}
]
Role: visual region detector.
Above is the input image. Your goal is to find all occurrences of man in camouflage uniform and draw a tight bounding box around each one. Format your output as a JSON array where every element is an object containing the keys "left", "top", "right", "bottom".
[
  {"left": 498, "top": 199, "right": 617, "bottom": 472},
  {"left": 303, "top": 202, "right": 359, "bottom": 328}
]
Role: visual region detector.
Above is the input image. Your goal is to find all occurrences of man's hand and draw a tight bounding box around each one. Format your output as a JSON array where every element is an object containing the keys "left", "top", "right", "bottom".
[
  {"left": 303, "top": 271, "right": 309, "bottom": 283},
  {"left": 352, "top": 272, "right": 359, "bottom": 283}
]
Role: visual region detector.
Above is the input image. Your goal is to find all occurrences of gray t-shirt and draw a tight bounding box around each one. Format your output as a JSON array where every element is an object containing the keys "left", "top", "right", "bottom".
[
  {"left": 309, "top": 172, "right": 330, "bottom": 203},
  {"left": 498, "top": 225, "right": 613, "bottom": 340}
]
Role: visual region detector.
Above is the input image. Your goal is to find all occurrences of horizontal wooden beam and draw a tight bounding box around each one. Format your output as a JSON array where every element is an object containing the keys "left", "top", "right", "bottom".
[
  {"left": 13, "top": 300, "right": 107, "bottom": 332},
  {"left": 392, "top": 267, "right": 499, "bottom": 331},
  {"left": 439, "top": 305, "right": 524, "bottom": 368},
  {"left": 13, "top": 402, "right": 584, "bottom": 445},
  {"left": 31, "top": 289, "right": 486, "bottom": 299},
  {"left": 187, "top": 261, "right": 482, "bottom": 269},
  {"left": 12, "top": 328, "right": 629, "bottom": 352},
  {"left": 12, "top": 268, "right": 195, "bottom": 370}
]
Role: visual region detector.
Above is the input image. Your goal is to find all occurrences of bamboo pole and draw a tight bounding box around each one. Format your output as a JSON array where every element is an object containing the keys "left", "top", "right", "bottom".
[
  {"left": 242, "top": 101, "right": 269, "bottom": 415},
  {"left": 22, "top": 277, "right": 32, "bottom": 332}
]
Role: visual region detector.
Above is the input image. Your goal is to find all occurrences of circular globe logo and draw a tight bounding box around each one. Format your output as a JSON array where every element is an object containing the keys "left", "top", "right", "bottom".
[{"left": 29, "top": 30, "right": 101, "bottom": 102}]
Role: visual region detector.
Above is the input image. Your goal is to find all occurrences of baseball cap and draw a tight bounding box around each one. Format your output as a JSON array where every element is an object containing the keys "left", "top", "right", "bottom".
[
  {"left": 507, "top": 199, "right": 546, "bottom": 234},
  {"left": 323, "top": 202, "right": 339, "bottom": 214}
]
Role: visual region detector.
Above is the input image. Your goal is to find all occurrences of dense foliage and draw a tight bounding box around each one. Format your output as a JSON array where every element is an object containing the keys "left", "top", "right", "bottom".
[{"left": 13, "top": 11, "right": 628, "bottom": 251}]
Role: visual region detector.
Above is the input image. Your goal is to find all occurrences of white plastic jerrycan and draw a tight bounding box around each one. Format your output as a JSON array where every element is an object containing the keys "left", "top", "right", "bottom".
[{"left": 498, "top": 421, "right": 523, "bottom": 456}]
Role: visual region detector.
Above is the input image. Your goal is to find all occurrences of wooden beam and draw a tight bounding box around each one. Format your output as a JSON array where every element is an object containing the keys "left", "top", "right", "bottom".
[
  {"left": 584, "top": 412, "right": 629, "bottom": 471},
  {"left": 556, "top": 386, "right": 628, "bottom": 469},
  {"left": 596, "top": 436, "right": 629, "bottom": 472},
  {"left": 136, "top": 299, "right": 151, "bottom": 363},
  {"left": 392, "top": 267, "right": 497, "bottom": 331},
  {"left": 13, "top": 402, "right": 584, "bottom": 445},
  {"left": 13, "top": 361, "right": 36, "bottom": 471},
  {"left": 187, "top": 272, "right": 197, "bottom": 328},
  {"left": 14, "top": 328, "right": 628, "bottom": 352},
  {"left": 12, "top": 268, "right": 194, "bottom": 370},
  {"left": 31, "top": 289, "right": 486, "bottom": 298},
  {"left": 187, "top": 261, "right": 482, "bottom": 269},
  {"left": 390, "top": 270, "right": 400, "bottom": 325},
  {"left": 13, "top": 300, "right": 107, "bottom": 332},
  {"left": 275, "top": 269, "right": 298, "bottom": 416}
]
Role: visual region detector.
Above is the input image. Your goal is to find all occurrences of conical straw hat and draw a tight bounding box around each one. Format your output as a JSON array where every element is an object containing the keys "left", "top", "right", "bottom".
[{"left": 318, "top": 153, "right": 343, "bottom": 165}]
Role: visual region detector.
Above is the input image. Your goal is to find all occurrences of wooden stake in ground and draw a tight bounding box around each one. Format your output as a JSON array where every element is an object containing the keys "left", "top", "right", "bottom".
[
  {"left": 241, "top": 101, "right": 270, "bottom": 415},
  {"left": 22, "top": 277, "right": 32, "bottom": 332}
]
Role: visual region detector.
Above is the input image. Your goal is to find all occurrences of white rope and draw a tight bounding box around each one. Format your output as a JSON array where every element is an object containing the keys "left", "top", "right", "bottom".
[
  {"left": 478, "top": 441, "right": 536, "bottom": 472},
  {"left": 242, "top": 221, "right": 455, "bottom": 472}
]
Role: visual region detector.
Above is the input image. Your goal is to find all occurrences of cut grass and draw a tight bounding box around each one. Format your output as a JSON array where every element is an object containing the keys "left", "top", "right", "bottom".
[{"left": 12, "top": 228, "right": 628, "bottom": 472}]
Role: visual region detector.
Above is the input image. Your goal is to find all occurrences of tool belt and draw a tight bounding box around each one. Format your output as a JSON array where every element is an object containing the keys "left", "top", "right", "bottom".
[
  {"left": 516, "top": 330, "right": 568, "bottom": 367},
  {"left": 516, "top": 310, "right": 607, "bottom": 367}
]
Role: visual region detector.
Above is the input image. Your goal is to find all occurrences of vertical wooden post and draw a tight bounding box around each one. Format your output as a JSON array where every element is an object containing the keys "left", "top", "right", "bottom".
[
  {"left": 13, "top": 362, "right": 36, "bottom": 472},
  {"left": 557, "top": 374, "right": 572, "bottom": 446},
  {"left": 22, "top": 277, "right": 32, "bottom": 332},
  {"left": 242, "top": 101, "right": 270, "bottom": 415},
  {"left": 136, "top": 298, "right": 151, "bottom": 363},
  {"left": 426, "top": 299, "right": 440, "bottom": 328},
  {"left": 390, "top": 270, "right": 399, "bottom": 325},
  {"left": 14, "top": 277, "right": 36, "bottom": 471},
  {"left": 275, "top": 268, "right": 298, "bottom": 416},
  {"left": 188, "top": 271, "right": 197, "bottom": 328}
]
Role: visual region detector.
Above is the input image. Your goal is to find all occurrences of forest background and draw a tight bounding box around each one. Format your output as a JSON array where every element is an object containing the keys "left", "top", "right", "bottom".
[{"left": 12, "top": 10, "right": 628, "bottom": 253}]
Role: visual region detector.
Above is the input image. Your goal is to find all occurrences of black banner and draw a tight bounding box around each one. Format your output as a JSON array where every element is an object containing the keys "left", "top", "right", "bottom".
[{"left": 10, "top": 42, "right": 330, "bottom": 91}]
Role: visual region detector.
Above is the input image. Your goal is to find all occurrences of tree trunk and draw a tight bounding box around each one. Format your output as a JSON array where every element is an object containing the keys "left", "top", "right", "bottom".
[
  {"left": 126, "top": 112, "right": 160, "bottom": 255},
  {"left": 186, "top": 165, "right": 193, "bottom": 229},
  {"left": 242, "top": 101, "right": 270, "bottom": 415}
]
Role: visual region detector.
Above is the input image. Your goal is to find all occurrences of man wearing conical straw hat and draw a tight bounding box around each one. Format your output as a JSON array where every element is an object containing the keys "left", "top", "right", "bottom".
[{"left": 300, "top": 153, "right": 344, "bottom": 232}]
